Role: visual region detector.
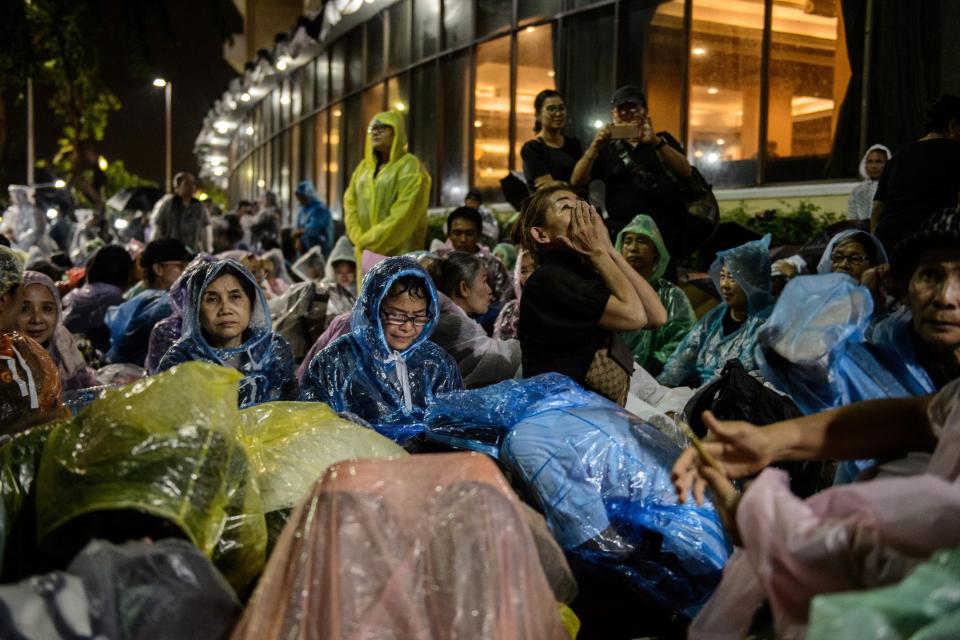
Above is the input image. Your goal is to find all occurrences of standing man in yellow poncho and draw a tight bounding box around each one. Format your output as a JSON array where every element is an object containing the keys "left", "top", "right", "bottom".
[{"left": 344, "top": 111, "right": 432, "bottom": 266}]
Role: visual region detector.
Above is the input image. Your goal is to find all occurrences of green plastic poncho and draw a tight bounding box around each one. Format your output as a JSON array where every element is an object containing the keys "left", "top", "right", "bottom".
[
  {"left": 35, "top": 363, "right": 267, "bottom": 593},
  {"left": 343, "top": 110, "right": 431, "bottom": 265},
  {"left": 614, "top": 215, "right": 696, "bottom": 375}
]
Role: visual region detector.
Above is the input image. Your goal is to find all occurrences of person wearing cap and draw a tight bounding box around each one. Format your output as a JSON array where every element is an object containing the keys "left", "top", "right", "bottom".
[
  {"left": 570, "top": 85, "right": 692, "bottom": 278},
  {"left": 343, "top": 111, "right": 431, "bottom": 267},
  {"left": 104, "top": 238, "right": 191, "bottom": 367},
  {"left": 150, "top": 172, "right": 211, "bottom": 253}
]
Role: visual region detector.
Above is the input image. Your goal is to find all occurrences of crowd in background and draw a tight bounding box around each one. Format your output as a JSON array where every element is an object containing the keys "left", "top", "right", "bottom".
[{"left": 0, "top": 87, "right": 958, "bottom": 639}]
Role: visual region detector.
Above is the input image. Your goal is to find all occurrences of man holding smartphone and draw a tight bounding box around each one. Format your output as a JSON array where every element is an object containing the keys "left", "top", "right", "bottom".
[{"left": 570, "top": 85, "right": 692, "bottom": 280}]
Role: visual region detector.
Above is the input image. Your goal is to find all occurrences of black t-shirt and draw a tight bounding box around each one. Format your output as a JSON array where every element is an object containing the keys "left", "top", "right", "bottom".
[
  {"left": 874, "top": 138, "right": 960, "bottom": 251},
  {"left": 721, "top": 308, "right": 746, "bottom": 337},
  {"left": 518, "top": 250, "right": 611, "bottom": 383},
  {"left": 590, "top": 133, "right": 687, "bottom": 245},
  {"left": 521, "top": 136, "right": 584, "bottom": 190}
]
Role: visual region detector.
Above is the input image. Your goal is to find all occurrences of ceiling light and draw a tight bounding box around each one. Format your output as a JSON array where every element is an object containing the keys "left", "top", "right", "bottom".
[
  {"left": 240, "top": 92, "right": 251, "bottom": 102},
  {"left": 692, "top": 47, "right": 706, "bottom": 56},
  {"left": 707, "top": 87, "right": 719, "bottom": 95}
]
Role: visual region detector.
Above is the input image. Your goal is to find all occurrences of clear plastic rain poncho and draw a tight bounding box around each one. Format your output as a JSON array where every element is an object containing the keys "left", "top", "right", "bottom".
[
  {"left": 815, "top": 228, "right": 889, "bottom": 275},
  {"left": 299, "top": 257, "right": 462, "bottom": 444},
  {"left": 343, "top": 111, "right": 431, "bottom": 264},
  {"left": 757, "top": 273, "right": 932, "bottom": 416},
  {"left": 230, "top": 452, "right": 572, "bottom": 640},
  {"left": 158, "top": 259, "right": 297, "bottom": 408},
  {"left": 294, "top": 180, "right": 334, "bottom": 257},
  {"left": 658, "top": 235, "right": 775, "bottom": 388},
  {"left": 105, "top": 288, "right": 173, "bottom": 367},
  {"left": 424, "top": 374, "right": 730, "bottom": 614},
  {"left": 615, "top": 215, "right": 697, "bottom": 373},
  {"left": 1, "top": 186, "right": 51, "bottom": 258}
]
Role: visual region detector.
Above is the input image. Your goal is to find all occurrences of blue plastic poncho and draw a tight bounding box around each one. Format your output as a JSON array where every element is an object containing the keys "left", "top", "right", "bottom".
[
  {"left": 299, "top": 256, "right": 463, "bottom": 444},
  {"left": 424, "top": 374, "right": 729, "bottom": 615},
  {"left": 295, "top": 180, "right": 334, "bottom": 257},
  {"left": 158, "top": 259, "right": 297, "bottom": 408},
  {"left": 658, "top": 235, "right": 774, "bottom": 388},
  {"left": 816, "top": 229, "right": 889, "bottom": 275},
  {"left": 105, "top": 289, "right": 173, "bottom": 367}
]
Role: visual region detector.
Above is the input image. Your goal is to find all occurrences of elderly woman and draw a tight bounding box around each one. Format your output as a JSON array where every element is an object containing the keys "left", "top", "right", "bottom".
[
  {"left": 158, "top": 259, "right": 297, "bottom": 408},
  {"left": 658, "top": 235, "right": 775, "bottom": 388},
  {"left": 846, "top": 144, "right": 890, "bottom": 221},
  {"left": 299, "top": 257, "right": 462, "bottom": 445},
  {"left": 513, "top": 185, "right": 666, "bottom": 406},
  {"left": 615, "top": 214, "right": 696, "bottom": 376},
  {"left": 427, "top": 251, "right": 520, "bottom": 388},
  {"left": 17, "top": 271, "right": 99, "bottom": 390}
]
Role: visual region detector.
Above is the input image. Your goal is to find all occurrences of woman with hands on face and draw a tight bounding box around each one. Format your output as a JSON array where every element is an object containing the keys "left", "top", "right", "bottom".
[{"left": 513, "top": 185, "right": 666, "bottom": 405}]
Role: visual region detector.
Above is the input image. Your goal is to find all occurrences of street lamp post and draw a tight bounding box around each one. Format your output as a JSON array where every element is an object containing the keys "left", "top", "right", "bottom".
[{"left": 153, "top": 78, "right": 172, "bottom": 190}]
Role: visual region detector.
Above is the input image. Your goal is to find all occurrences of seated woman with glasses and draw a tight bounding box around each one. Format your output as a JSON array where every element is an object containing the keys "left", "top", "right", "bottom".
[
  {"left": 520, "top": 90, "right": 584, "bottom": 191},
  {"left": 817, "top": 229, "right": 891, "bottom": 315},
  {"left": 299, "top": 256, "right": 462, "bottom": 445}
]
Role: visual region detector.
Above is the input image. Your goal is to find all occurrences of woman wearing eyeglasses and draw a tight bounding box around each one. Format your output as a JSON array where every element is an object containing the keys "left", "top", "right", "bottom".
[
  {"left": 817, "top": 229, "right": 891, "bottom": 317},
  {"left": 426, "top": 251, "right": 521, "bottom": 388},
  {"left": 520, "top": 90, "right": 584, "bottom": 191},
  {"left": 299, "top": 256, "right": 462, "bottom": 446}
]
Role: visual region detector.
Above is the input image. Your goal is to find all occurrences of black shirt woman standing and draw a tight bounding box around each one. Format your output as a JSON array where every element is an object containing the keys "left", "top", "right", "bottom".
[{"left": 520, "top": 90, "right": 583, "bottom": 191}]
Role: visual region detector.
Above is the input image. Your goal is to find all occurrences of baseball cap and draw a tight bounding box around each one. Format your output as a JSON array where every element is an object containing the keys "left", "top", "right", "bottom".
[{"left": 610, "top": 85, "right": 648, "bottom": 108}]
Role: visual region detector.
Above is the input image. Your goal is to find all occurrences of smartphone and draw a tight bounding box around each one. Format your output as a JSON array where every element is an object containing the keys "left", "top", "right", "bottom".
[{"left": 609, "top": 123, "right": 640, "bottom": 139}]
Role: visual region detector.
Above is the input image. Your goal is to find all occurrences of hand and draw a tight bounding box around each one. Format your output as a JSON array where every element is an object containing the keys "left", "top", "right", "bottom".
[
  {"left": 589, "top": 124, "right": 613, "bottom": 153},
  {"left": 698, "top": 464, "right": 742, "bottom": 544},
  {"left": 557, "top": 200, "right": 609, "bottom": 257},
  {"left": 671, "top": 410, "right": 773, "bottom": 505},
  {"left": 639, "top": 116, "right": 658, "bottom": 146}
]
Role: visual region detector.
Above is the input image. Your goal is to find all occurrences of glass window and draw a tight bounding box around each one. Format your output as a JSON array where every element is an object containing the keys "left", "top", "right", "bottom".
[
  {"left": 560, "top": 7, "right": 615, "bottom": 148},
  {"left": 414, "top": 0, "right": 440, "bottom": 61},
  {"left": 314, "top": 112, "right": 329, "bottom": 204},
  {"left": 474, "top": 36, "right": 511, "bottom": 196},
  {"left": 636, "top": 1, "right": 686, "bottom": 140},
  {"left": 388, "top": 0, "right": 412, "bottom": 73},
  {"left": 343, "top": 93, "right": 364, "bottom": 202},
  {"left": 688, "top": 0, "right": 764, "bottom": 187},
  {"left": 263, "top": 95, "right": 274, "bottom": 137},
  {"left": 272, "top": 90, "right": 283, "bottom": 134},
  {"left": 515, "top": 23, "right": 556, "bottom": 172},
  {"left": 441, "top": 51, "right": 470, "bottom": 206},
  {"left": 316, "top": 52, "right": 330, "bottom": 107},
  {"left": 387, "top": 74, "right": 410, "bottom": 113},
  {"left": 443, "top": 0, "right": 474, "bottom": 50},
  {"left": 478, "top": 0, "right": 512, "bottom": 36},
  {"left": 518, "top": 0, "right": 559, "bottom": 24},
  {"left": 331, "top": 39, "right": 346, "bottom": 100},
  {"left": 346, "top": 28, "right": 364, "bottom": 93},
  {"left": 280, "top": 130, "right": 292, "bottom": 223},
  {"left": 765, "top": 0, "right": 848, "bottom": 182},
  {"left": 301, "top": 115, "right": 314, "bottom": 191},
  {"left": 289, "top": 76, "right": 302, "bottom": 123},
  {"left": 409, "top": 63, "right": 438, "bottom": 198},
  {"left": 302, "top": 61, "right": 316, "bottom": 114},
  {"left": 328, "top": 105, "right": 344, "bottom": 213},
  {"left": 367, "top": 14, "right": 385, "bottom": 83}
]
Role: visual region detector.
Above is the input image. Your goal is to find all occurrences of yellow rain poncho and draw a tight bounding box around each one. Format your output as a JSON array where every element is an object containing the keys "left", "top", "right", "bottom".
[{"left": 343, "top": 110, "right": 431, "bottom": 264}]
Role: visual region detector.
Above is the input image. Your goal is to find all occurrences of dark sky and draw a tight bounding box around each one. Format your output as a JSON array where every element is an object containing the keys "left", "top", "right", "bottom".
[{"left": 2, "top": 0, "right": 243, "bottom": 190}]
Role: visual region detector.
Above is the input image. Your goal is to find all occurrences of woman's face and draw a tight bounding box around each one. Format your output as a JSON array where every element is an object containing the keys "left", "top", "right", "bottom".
[
  {"left": 16, "top": 283, "right": 57, "bottom": 345},
  {"left": 199, "top": 273, "right": 252, "bottom": 348},
  {"left": 864, "top": 150, "right": 888, "bottom": 180},
  {"left": 531, "top": 190, "right": 577, "bottom": 248},
  {"left": 333, "top": 261, "right": 356, "bottom": 287},
  {"left": 718, "top": 265, "right": 748, "bottom": 312},
  {"left": 539, "top": 96, "right": 567, "bottom": 131},
  {"left": 380, "top": 288, "right": 430, "bottom": 352},
  {"left": 458, "top": 269, "right": 492, "bottom": 316},
  {"left": 908, "top": 248, "right": 960, "bottom": 353},
  {"left": 830, "top": 238, "right": 873, "bottom": 282},
  {"left": 620, "top": 232, "right": 659, "bottom": 280},
  {"left": 518, "top": 253, "right": 536, "bottom": 289}
]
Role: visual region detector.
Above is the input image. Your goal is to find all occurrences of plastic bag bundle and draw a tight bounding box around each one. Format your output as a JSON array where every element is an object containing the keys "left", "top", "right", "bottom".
[
  {"left": 231, "top": 452, "right": 571, "bottom": 640},
  {"left": 0, "top": 539, "right": 240, "bottom": 640},
  {"left": 426, "top": 375, "right": 730, "bottom": 614},
  {"left": 33, "top": 363, "right": 267, "bottom": 593},
  {"left": 807, "top": 548, "right": 960, "bottom": 640},
  {"left": 0, "top": 331, "right": 66, "bottom": 436},
  {"left": 237, "top": 401, "right": 407, "bottom": 514}
]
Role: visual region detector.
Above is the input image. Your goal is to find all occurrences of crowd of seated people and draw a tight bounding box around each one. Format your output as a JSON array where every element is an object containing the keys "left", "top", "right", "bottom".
[{"left": 2, "top": 94, "right": 959, "bottom": 640}]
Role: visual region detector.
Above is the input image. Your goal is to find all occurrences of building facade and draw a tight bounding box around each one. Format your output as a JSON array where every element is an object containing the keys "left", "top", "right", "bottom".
[{"left": 197, "top": 0, "right": 958, "bottom": 219}]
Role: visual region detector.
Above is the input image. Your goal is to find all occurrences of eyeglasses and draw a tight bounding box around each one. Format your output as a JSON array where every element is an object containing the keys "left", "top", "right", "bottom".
[
  {"left": 368, "top": 123, "right": 393, "bottom": 133},
  {"left": 831, "top": 253, "right": 870, "bottom": 265},
  {"left": 543, "top": 104, "right": 567, "bottom": 114},
  {"left": 381, "top": 311, "right": 431, "bottom": 327}
]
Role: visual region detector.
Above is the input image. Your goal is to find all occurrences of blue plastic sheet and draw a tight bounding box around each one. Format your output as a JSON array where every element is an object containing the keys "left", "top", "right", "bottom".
[{"left": 425, "top": 374, "right": 730, "bottom": 614}]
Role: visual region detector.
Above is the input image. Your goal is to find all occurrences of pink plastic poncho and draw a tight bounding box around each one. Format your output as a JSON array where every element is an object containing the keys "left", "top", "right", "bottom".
[
  {"left": 689, "top": 377, "right": 960, "bottom": 640},
  {"left": 231, "top": 452, "right": 570, "bottom": 640}
]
